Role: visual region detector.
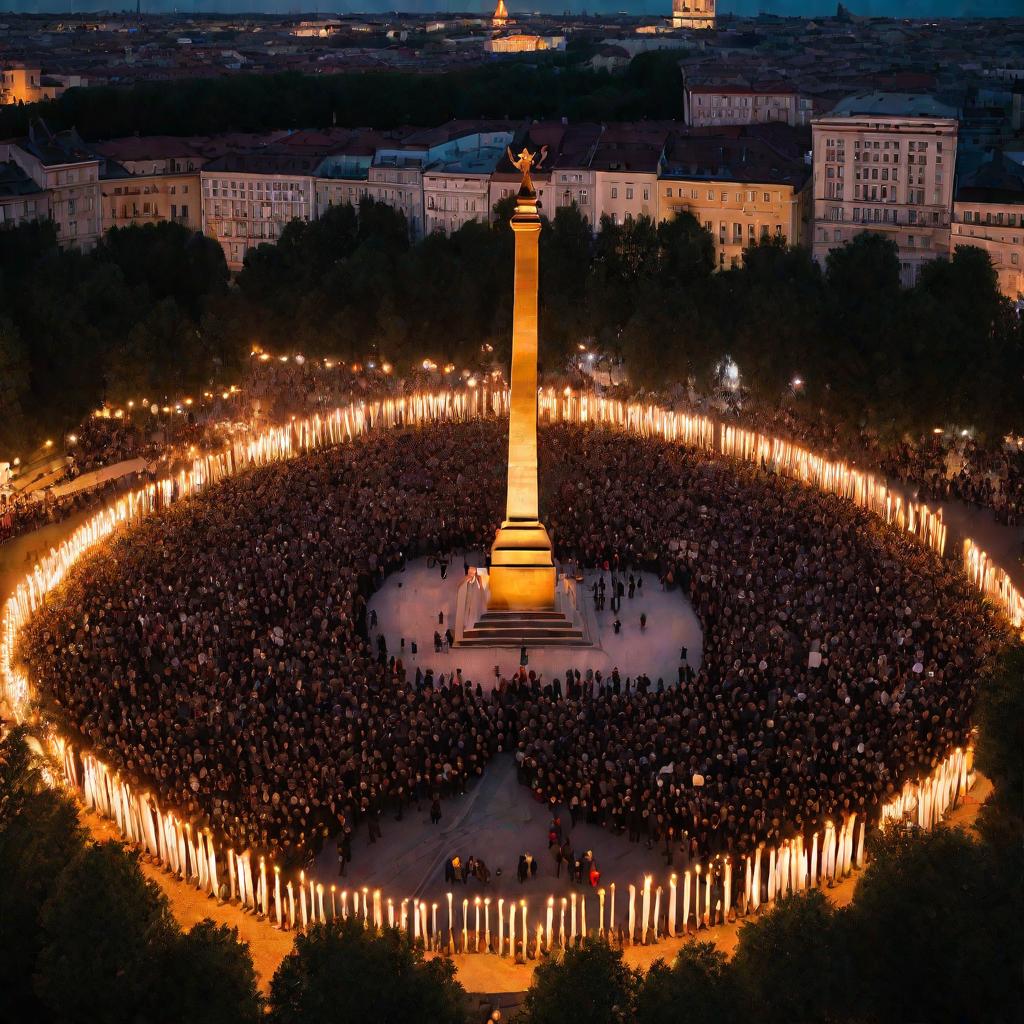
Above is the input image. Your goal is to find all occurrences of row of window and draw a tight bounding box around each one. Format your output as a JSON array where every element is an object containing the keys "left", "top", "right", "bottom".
[{"left": 666, "top": 186, "right": 782, "bottom": 204}]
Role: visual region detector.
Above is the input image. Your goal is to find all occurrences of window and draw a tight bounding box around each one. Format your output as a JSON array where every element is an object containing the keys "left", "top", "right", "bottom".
[
  {"left": 708, "top": 190, "right": 715, "bottom": 200},
  {"left": 763, "top": 192, "right": 770, "bottom": 203},
  {"left": 611, "top": 187, "right": 618, "bottom": 199},
  {"left": 643, "top": 188, "right": 650, "bottom": 201},
  {"left": 625, "top": 188, "right": 633, "bottom": 200}
]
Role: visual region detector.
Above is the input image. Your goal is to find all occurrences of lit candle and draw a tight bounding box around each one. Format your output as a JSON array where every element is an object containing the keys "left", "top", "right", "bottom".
[
  {"left": 653, "top": 886, "right": 661, "bottom": 941},
  {"left": 387, "top": 897, "right": 394, "bottom": 928},
  {"left": 228, "top": 848, "right": 237, "bottom": 902},
  {"left": 668, "top": 874, "right": 677, "bottom": 936},
  {"left": 287, "top": 881, "right": 295, "bottom": 930},
  {"left": 498, "top": 898, "right": 505, "bottom": 956},
  {"left": 331, "top": 885, "right": 337, "bottom": 920},
  {"left": 641, "top": 876, "right": 652, "bottom": 944},
  {"left": 256, "top": 857, "right": 266, "bottom": 917},
  {"left": 420, "top": 901, "right": 428, "bottom": 948},
  {"left": 520, "top": 901, "right": 527, "bottom": 956},
  {"left": 559, "top": 897, "right": 567, "bottom": 948},
  {"left": 413, "top": 899, "right": 421, "bottom": 943},
  {"left": 580, "top": 892, "right": 587, "bottom": 940},
  {"left": 810, "top": 832, "right": 819, "bottom": 887},
  {"left": 401, "top": 898, "right": 409, "bottom": 935},
  {"left": 373, "top": 890, "right": 382, "bottom": 929},
  {"left": 299, "top": 872, "right": 308, "bottom": 930},
  {"left": 318, "top": 884, "right": 325, "bottom": 923},
  {"left": 598, "top": 888, "right": 606, "bottom": 936},
  {"left": 508, "top": 900, "right": 516, "bottom": 958},
  {"left": 274, "top": 866, "right": 282, "bottom": 928},
  {"left": 462, "top": 898, "right": 469, "bottom": 953},
  {"left": 484, "top": 899, "right": 491, "bottom": 952},
  {"left": 723, "top": 858, "right": 732, "bottom": 921},
  {"left": 752, "top": 848, "right": 762, "bottom": 910},
  {"left": 362, "top": 887, "right": 369, "bottom": 921},
  {"left": 474, "top": 898, "right": 481, "bottom": 952},
  {"left": 704, "top": 863, "right": 711, "bottom": 925},
  {"left": 609, "top": 883, "right": 616, "bottom": 937},
  {"left": 570, "top": 892, "right": 577, "bottom": 944},
  {"left": 447, "top": 893, "right": 454, "bottom": 952},
  {"left": 694, "top": 866, "right": 701, "bottom": 928},
  {"left": 855, "top": 817, "right": 866, "bottom": 869},
  {"left": 341, "top": 890, "right": 349, "bottom": 919},
  {"left": 627, "top": 884, "right": 636, "bottom": 945},
  {"left": 432, "top": 903, "right": 439, "bottom": 950}
]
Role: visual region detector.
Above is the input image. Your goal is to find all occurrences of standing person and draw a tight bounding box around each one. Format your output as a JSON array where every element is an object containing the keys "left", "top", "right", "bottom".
[
  {"left": 517, "top": 854, "right": 528, "bottom": 883},
  {"left": 640, "top": 612, "right": 647, "bottom": 631},
  {"left": 628, "top": 574, "right": 636, "bottom": 599},
  {"left": 552, "top": 841, "right": 564, "bottom": 878},
  {"left": 439, "top": 553, "right": 449, "bottom": 580},
  {"left": 337, "top": 828, "right": 352, "bottom": 877}
]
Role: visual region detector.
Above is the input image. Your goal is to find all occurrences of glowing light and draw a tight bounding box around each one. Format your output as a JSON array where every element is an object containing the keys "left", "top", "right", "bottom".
[
  {"left": 381, "top": 362, "right": 393, "bottom": 375},
  {"left": 792, "top": 377, "right": 803, "bottom": 389},
  {"left": 44, "top": 439, "right": 53, "bottom": 448},
  {"left": 467, "top": 377, "right": 478, "bottom": 387}
]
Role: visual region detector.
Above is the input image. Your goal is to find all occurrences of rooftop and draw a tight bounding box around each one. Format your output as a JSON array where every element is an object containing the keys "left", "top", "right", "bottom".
[{"left": 827, "top": 91, "right": 958, "bottom": 120}]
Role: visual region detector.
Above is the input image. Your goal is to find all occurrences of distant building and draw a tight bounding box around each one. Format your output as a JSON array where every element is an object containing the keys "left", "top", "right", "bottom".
[
  {"left": 0, "top": 121, "right": 101, "bottom": 250},
  {"left": 484, "top": 34, "right": 564, "bottom": 54},
  {"left": 952, "top": 150, "right": 1024, "bottom": 299},
  {"left": 422, "top": 128, "right": 515, "bottom": 234},
  {"left": 811, "top": 93, "right": 958, "bottom": 287},
  {"left": 0, "top": 160, "right": 46, "bottom": 230},
  {"left": 684, "top": 80, "right": 815, "bottom": 128},
  {"left": 672, "top": 0, "right": 715, "bottom": 31},
  {"left": 94, "top": 136, "right": 206, "bottom": 233},
  {"left": 201, "top": 151, "right": 319, "bottom": 271},
  {"left": 492, "top": 0, "right": 509, "bottom": 29},
  {"left": 659, "top": 127, "right": 812, "bottom": 269},
  {"left": 591, "top": 125, "right": 670, "bottom": 226},
  {"left": 0, "top": 66, "right": 87, "bottom": 105}
]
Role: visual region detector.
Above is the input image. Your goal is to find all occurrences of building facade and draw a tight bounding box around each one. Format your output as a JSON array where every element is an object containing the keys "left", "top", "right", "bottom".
[
  {"left": 659, "top": 129, "right": 811, "bottom": 268},
  {"left": 672, "top": 0, "right": 715, "bottom": 31},
  {"left": 952, "top": 151, "right": 1024, "bottom": 299},
  {"left": 684, "top": 84, "right": 813, "bottom": 128},
  {"left": 201, "top": 155, "right": 317, "bottom": 271},
  {"left": 811, "top": 93, "right": 958, "bottom": 287},
  {"left": 0, "top": 123, "right": 102, "bottom": 250}
]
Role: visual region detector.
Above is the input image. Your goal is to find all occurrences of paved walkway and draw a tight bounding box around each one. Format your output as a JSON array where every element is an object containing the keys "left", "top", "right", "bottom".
[{"left": 367, "top": 557, "right": 704, "bottom": 690}]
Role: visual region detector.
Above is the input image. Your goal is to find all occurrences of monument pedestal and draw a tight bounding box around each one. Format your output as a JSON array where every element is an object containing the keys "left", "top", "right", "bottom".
[{"left": 487, "top": 520, "right": 556, "bottom": 611}]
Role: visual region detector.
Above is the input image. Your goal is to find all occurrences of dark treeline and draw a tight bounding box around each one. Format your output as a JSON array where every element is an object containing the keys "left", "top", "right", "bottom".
[
  {"left": 2, "top": 640, "right": 1021, "bottom": 1024},
  {"left": 2, "top": 199, "right": 1022, "bottom": 458},
  {"left": 0, "top": 52, "right": 683, "bottom": 141},
  {"left": 238, "top": 197, "right": 1024, "bottom": 443}
]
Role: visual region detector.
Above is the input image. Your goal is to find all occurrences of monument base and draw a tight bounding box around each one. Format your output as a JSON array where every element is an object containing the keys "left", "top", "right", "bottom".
[{"left": 487, "top": 521, "right": 557, "bottom": 611}]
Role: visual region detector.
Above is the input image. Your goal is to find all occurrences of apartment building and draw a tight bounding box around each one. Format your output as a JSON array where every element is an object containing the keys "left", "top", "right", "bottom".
[
  {"left": 672, "top": 0, "right": 715, "bottom": 31},
  {"left": 201, "top": 151, "right": 318, "bottom": 271},
  {"left": 659, "top": 128, "right": 812, "bottom": 269},
  {"left": 418, "top": 126, "right": 516, "bottom": 235},
  {"left": 0, "top": 160, "right": 46, "bottom": 230},
  {"left": 591, "top": 125, "right": 670, "bottom": 226},
  {"left": 684, "top": 81, "right": 815, "bottom": 128},
  {"left": 811, "top": 93, "right": 958, "bottom": 287},
  {"left": 94, "top": 137, "right": 207, "bottom": 233},
  {"left": 952, "top": 150, "right": 1024, "bottom": 299},
  {"left": 0, "top": 122, "right": 102, "bottom": 250}
]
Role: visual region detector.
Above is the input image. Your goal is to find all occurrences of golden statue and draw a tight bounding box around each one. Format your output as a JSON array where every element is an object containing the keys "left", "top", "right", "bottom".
[{"left": 507, "top": 145, "right": 548, "bottom": 198}]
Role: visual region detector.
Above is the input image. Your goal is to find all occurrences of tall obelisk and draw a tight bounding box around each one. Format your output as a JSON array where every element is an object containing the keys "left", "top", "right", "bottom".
[{"left": 487, "top": 147, "right": 557, "bottom": 611}]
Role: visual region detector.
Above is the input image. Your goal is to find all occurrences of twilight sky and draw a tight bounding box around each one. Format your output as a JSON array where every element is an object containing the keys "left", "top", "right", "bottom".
[{"left": 0, "top": 0, "right": 1018, "bottom": 16}]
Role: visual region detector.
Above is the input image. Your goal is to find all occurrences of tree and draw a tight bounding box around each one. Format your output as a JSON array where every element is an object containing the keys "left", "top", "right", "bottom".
[
  {"left": 268, "top": 918, "right": 467, "bottom": 1024},
  {"left": 0, "top": 314, "right": 31, "bottom": 455},
  {"left": 656, "top": 211, "right": 715, "bottom": 283},
  {"left": 520, "top": 940, "right": 641, "bottom": 1024},
  {"left": 731, "top": 890, "right": 847, "bottom": 1024},
  {"left": 0, "top": 729, "right": 86, "bottom": 1021},
  {"left": 155, "top": 920, "right": 263, "bottom": 1024},
  {"left": 973, "top": 643, "right": 1024, "bottom": 851},
  {"left": 846, "top": 826, "right": 1022, "bottom": 1024},
  {"left": 34, "top": 840, "right": 178, "bottom": 1024},
  {"left": 637, "top": 941, "right": 739, "bottom": 1024}
]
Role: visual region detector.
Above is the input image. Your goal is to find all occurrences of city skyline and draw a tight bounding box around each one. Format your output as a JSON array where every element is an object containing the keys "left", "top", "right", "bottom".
[{"left": 0, "top": 1, "right": 1020, "bottom": 18}]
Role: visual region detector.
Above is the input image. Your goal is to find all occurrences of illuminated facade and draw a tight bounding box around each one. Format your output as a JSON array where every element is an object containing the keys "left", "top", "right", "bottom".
[{"left": 672, "top": 0, "right": 715, "bottom": 31}]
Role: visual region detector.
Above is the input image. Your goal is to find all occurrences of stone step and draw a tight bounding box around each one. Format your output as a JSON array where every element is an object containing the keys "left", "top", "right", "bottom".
[
  {"left": 464, "top": 622, "right": 585, "bottom": 638},
  {"left": 476, "top": 610, "right": 567, "bottom": 621},
  {"left": 457, "top": 635, "right": 592, "bottom": 648}
]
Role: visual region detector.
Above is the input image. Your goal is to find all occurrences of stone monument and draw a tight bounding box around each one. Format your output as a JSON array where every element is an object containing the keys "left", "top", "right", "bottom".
[{"left": 455, "top": 146, "right": 593, "bottom": 647}]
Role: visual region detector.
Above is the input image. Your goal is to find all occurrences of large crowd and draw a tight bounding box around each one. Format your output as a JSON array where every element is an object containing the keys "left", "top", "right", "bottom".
[{"left": 18, "top": 420, "right": 1003, "bottom": 887}]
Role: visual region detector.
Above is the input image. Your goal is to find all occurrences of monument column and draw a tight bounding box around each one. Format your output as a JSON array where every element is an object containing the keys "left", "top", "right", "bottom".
[{"left": 487, "top": 148, "right": 556, "bottom": 611}]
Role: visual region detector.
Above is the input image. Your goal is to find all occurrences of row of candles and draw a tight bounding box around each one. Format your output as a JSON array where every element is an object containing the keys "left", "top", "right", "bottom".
[
  {"left": 538, "top": 391, "right": 951, "bottom": 560},
  {"left": 0, "top": 387, "right": 999, "bottom": 962},
  {"left": 49, "top": 731, "right": 973, "bottom": 954}
]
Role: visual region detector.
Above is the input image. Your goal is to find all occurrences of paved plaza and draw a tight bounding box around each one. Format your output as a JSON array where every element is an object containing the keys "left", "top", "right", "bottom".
[{"left": 366, "top": 556, "right": 704, "bottom": 690}]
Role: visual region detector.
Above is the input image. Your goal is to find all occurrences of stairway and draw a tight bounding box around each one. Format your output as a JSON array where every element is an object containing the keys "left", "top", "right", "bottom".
[{"left": 457, "top": 609, "right": 588, "bottom": 647}]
